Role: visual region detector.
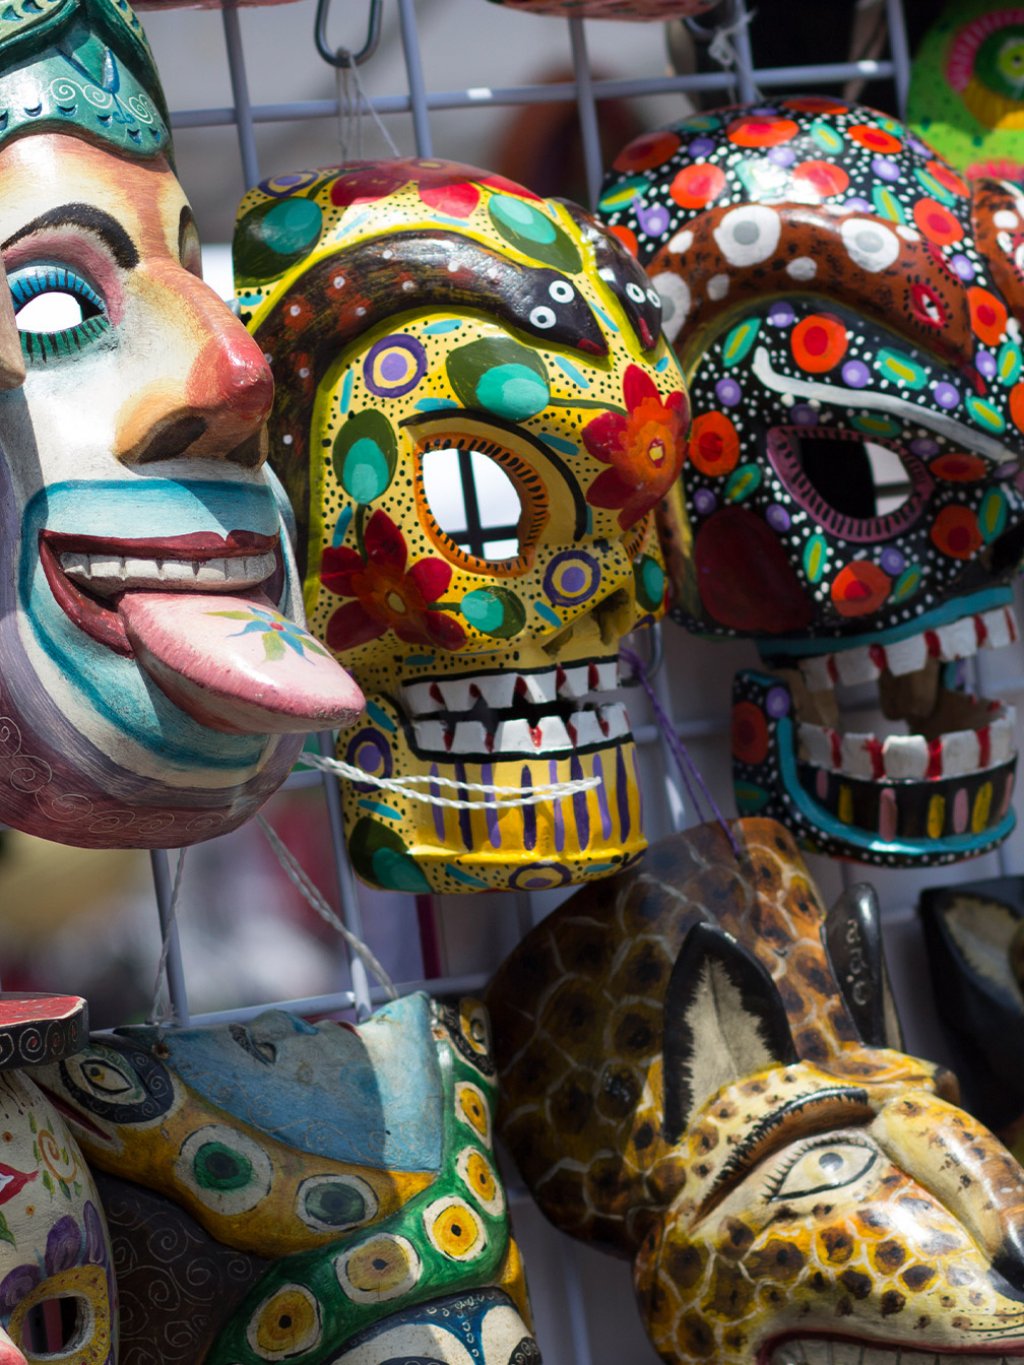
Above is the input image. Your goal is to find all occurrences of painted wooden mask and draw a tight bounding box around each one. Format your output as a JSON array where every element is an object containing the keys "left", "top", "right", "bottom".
[
  {"left": 488, "top": 816, "right": 1024, "bottom": 1363},
  {"left": 0, "top": 995, "right": 117, "bottom": 1365},
  {"left": 34, "top": 994, "right": 538, "bottom": 1363},
  {"left": 234, "top": 158, "right": 688, "bottom": 894},
  {"left": 0, "top": 0, "right": 363, "bottom": 851},
  {"left": 598, "top": 99, "right": 1024, "bottom": 866},
  {"left": 908, "top": 0, "right": 1024, "bottom": 186}
]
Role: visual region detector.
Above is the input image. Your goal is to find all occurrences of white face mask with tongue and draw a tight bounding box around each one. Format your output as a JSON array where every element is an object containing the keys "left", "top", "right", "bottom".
[{"left": 0, "top": 135, "right": 364, "bottom": 849}]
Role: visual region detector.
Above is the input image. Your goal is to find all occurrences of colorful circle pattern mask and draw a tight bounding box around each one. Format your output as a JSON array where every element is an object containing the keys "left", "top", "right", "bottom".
[
  {"left": 599, "top": 100, "right": 1024, "bottom": 865},
  {"left": 234, "top": 158, "right": 688, "bottom": 894}
]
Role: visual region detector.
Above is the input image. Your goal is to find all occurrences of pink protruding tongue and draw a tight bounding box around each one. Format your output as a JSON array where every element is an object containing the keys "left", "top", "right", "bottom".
[{"left": 118, "top": 589, "right": 364, "bottom": 735}]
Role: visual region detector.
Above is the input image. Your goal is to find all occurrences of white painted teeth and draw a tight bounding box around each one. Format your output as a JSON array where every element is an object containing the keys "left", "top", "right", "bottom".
[
  {"left": 60, "top": 551, "right": 276, "bottom": 596},
  {"left": 799, "top": 704, "right": 1017, "bottom": 781},
  {"left": 796, "top": 605, "right": 1020, "bottom": 693},
  {"left": 401, "top": 661, "right": 630, "bottom": 757},
  {"left": 770, "top": 1346, "right": 1016, "bottom": 1365}
]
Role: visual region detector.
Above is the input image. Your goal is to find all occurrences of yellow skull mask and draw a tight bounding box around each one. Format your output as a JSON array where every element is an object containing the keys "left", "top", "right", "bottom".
[{"left": 234, "top": 159, "right": 688, "bottom": 893}]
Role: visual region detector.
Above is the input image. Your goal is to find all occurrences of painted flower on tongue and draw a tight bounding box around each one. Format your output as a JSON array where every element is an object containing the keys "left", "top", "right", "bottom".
[
  {"left": 0, "top": 1160, "right": 36, "bottom": 1206},
  {"left": 583, "top": 365, "right": 688, "bottom": 529},
  {"left": 207, "top": 604, "right": 332, "bottom": 663},
  {"left": 321, "top": 510, "right": 466, "bottom": 653}
]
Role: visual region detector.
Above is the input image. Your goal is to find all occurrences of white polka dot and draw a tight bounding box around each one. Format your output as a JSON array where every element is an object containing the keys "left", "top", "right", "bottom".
[
  {"left": 707, "top": 273, "right": 730, "bottom": 301},
  {"left": 995, "top": 209, "right": 1020, "bottom": 230},
  {"left": 651, "top": 271, "right": 690, "bottom": 341},
  {"left": 668, "top": 228, "right": 694, "bottom": 255},
  {"left": 896, "top": 225, "right": 920, "bottom": 241},
  {"left": 786, "top": 256, "right": 816, "bottom": 281},
  {"left": 712, "top": 206, "right": 781, "bottom": 267},
  {"left": 840, "top": 217, "right": 900, "bottom": 272},
  {"left": 332, "top": 275, "right": 346, "bottom": 289}
]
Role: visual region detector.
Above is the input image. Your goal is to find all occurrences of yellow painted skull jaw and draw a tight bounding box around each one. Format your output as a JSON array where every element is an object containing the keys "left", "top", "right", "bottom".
[{"left": 235, "top": 159, "right": 689, "bottom": 894}]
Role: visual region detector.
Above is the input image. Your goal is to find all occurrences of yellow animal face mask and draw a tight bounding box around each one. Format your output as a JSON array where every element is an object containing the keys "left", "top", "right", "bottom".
[{"left": 233, "top": 159, "right": 688, "bottom": 893}]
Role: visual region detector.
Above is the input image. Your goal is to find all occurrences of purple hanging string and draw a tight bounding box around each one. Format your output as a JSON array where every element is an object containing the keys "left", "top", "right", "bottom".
[{"left": 619, "top": 644, "right": 742, "bottom": 861}]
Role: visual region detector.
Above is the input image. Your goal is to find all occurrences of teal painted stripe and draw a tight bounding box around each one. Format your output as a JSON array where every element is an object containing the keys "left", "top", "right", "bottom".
[
  {"left": 415, "top": 398, "right": 458, "bottom": 411},
  {"left": 340, "top": 368, "right": 354, "bottom": 417},
  {"left": 553, "top": 355, "right": 590, "bottom": 388},
  {"left": 540, "top": 431, "right": 579, "bottom": 456},
  {"left": 593, "top": 304, "right": 619, "bottom": 332},
  {"left": 405, "top": 653, "right": 436, "bottom": 667},
  {"left": 758, "top": 585, "right": 1014, "bottom": 659},
  {"left": 656, "top": 355, "right": 670, "bottom": 371},
  {"left": 366, "top": 699, "right": 397, "bottom": 732},
  {"left": 358, "top": 799, "right": 403, "bottom": 820},
  {"left": 423, "top": 319, "right": 463, "bottom": 335},
  {"left": 446, "top": 863, "right": 491, "bottom": 888},
  {"left": 534, "top": 601, "right": 561, "bottom": 626}
]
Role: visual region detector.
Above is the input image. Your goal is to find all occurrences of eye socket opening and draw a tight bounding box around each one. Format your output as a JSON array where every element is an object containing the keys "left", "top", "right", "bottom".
[
  {"left": 20, "top": 1295, "right": 87, "bottom": 1357},
  {"left": 767, "top": 426, "right": 930, "bottom": 542},
  {"left": 15, "top": 292, "right": 98, "bottom": 334},
  {"left": 417, "top": 434, "right": 546, "bottom": 575}
]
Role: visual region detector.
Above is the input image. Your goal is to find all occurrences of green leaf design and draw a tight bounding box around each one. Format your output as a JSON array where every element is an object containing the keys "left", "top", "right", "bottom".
[
  {"left": 0, "top": 1213, "right": 13, "bottom": 1248},
  {"left": 208, "top": 610, "right": 256, "bottom": 621},
  {"left": 262, "top": 632, "right": 286, "bottom": 663},
  {"left": 42, "top": 1170, "right": 54, "bottom": 1194}
]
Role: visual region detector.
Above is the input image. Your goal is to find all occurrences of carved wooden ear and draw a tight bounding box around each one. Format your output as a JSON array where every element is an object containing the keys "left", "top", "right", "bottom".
[
  {"left": 826, "top": 883, "right": 904, "bottom": 1050},
  {"left": 0, "top": 257, "right": 25, "bottom": 390},
  {"left": 662, "top": 922, "right": 798, "bottom": 1143}
]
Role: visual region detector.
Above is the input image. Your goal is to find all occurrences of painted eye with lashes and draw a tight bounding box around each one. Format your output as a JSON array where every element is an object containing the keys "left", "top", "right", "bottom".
[
  {"left": 7, "top": 263, "right": 110, "bottom": 360},
  {"left": 766, "top": 1137, "right": 878, "bottom": 1203}
]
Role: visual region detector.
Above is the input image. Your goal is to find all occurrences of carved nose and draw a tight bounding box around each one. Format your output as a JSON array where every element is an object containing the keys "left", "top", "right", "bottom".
[
  {"left": 873, "top": 1090, "right": 1024, "bottom": 1298},
  {"left": 116, "top": 269, "right": 273, "bottom": 468}
]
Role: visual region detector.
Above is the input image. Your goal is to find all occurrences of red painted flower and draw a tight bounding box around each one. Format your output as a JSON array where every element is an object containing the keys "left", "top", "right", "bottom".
[
  {"left": 583, "top": 366, "right": 687, "bottom": 529},
  {"left": 321, "top": 510, "right": 465, "bottom": 653},
  {"left": 329, "top": 158, "right": 540, "bottom": 218}
]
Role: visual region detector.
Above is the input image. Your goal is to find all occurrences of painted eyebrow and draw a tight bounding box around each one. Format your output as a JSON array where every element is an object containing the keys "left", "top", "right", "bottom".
[
  {"left": 700, "top": 1086, "right": 873, "bottom": 1216},
  {"left": 2, "top": 203, "right": 140, "bottom": 270}
]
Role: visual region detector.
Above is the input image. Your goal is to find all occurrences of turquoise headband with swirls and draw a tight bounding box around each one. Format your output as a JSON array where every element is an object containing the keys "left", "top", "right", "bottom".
[{"left": 0, "top": 0, "right": 171, "bottom": 160}]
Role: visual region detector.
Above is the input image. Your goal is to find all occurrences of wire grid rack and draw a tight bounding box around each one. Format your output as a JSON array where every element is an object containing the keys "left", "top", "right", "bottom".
[{"left": 59, "top": 0, "right": 1023, "bottom": 1359}]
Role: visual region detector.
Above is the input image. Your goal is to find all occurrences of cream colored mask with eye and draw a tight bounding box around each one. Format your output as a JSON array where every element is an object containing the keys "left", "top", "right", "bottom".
[{"left": 234, "top": 159, "right": 688, "bottom": 894}]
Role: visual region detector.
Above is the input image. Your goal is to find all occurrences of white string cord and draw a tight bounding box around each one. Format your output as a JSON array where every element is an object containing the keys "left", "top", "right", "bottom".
[
  {"left": 296, "top": 750, "right": 601, "bottom": 810},
  {"left": 337, "top": 55, "right": 399, "bottom": 161},
  {"left": 257, "top": 815, "right": 398, "bottom": 1001},
  {"left": 148, "top": 848, "right": 188, "bottom": 1026}
]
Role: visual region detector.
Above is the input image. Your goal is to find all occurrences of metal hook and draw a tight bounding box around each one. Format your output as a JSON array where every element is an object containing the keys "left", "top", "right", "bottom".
[{"left": 315, "top": 0, "right": 383, "bottom": 69}]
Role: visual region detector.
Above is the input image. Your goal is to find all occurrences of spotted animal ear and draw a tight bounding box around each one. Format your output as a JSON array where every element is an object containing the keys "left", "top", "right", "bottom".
[
  {"left": 826, "top": 883, "right": 904, "bottom": 1050},
  {"left": 0, "top": 256, "right": 24, "bottom": 390},
  {"left": 662, "top": 922, "right": 798, "bottom": 1143}
]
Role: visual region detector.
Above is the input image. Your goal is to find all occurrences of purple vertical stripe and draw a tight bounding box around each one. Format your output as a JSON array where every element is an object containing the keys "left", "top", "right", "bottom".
[
  {"left": 429, "top": 764, "right": 445, "bottom": 843},
  {"left": 521, "top": 766, "right": 537, "bottom": 851},
  {"left": 483, "top": 762, "right": 501, "bottom": 848},
  {"left": 616, "top": 745, "right": 631, "bottom": 842},
  {"left": 631, "top": 748, "right": 643, "bottom": 831},
  {"left": 571, "top": 755, "right": 590, "bottom": 850},
  {"left": 594, "top": 755, "right": 611, "bottom": 840},
  {"left": 455, "top": 761, "right": 474, "bottom": 851},
  {"left": 550, "top": 759, "right": 565, "bottom": 852}
]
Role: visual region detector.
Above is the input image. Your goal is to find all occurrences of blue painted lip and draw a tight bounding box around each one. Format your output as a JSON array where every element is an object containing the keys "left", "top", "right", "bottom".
[{"left": 757, "top": 585, "right": 1015, "bottom": 661}]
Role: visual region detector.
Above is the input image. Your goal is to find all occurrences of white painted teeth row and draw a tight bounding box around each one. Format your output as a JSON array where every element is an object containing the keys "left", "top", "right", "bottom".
[
  {"left": 402, "top": 661, "right": 621, "bottom": 717},
  {"left": 60, "top": 551, "right": 276, "bottom": 595},
  {"left": 798, "top": 606, "right": 1019, "bottom": 692},
  {"left": 799, "top": 707, "right": 1017, "bottom": 780},
  {"left": 773, "top": 1344, "right": 1020, "bottom": 1365},
  {"left": 412, "top": 704, "right": 630, "bottom": 755}
]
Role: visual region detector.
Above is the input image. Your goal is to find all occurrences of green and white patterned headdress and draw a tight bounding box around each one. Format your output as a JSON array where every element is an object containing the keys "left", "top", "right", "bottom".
[{"left": 0, "top": 0, "right": 171, "bottom": 160}]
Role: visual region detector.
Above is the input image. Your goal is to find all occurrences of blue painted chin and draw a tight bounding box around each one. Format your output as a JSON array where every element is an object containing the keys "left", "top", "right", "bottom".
[
  {"left": 19, "top": 478, "right": 285, "bottom": 772},
  {"left": 732, "top": 670, "right": 1017, "bottom": 868}
]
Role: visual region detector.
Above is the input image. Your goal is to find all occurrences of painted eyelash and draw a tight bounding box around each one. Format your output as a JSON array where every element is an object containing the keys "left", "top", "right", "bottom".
[
  {"left": 9, "top": 264, "right": 111, "bottom": 362},
  {"left": 9, "top": 264, "right": 104, "bottom": 313},
  {"left": 761, "top": 1132, "right": 874, "bottom": 1202}
]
